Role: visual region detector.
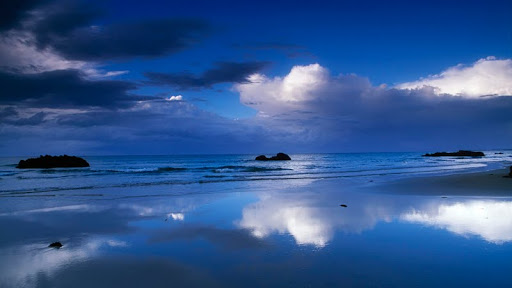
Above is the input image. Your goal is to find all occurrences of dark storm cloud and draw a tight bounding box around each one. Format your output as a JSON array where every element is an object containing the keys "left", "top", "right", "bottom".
[
  {"left": 0, "top": 107, "right": 45, "bottom": 126},
  {"left": 28, "top": 1, "right": 103, "bottom": 48},
  {"left": 6, "top": 111, "right": 47, "bottom": 126},
  {"left": 32, "top": 16, "right": 210, "bottom": 61},
  {"left": 2, "top": 0, "right": 210, "bottom": 61},
  {"left": 0, "top": 107, "right": 18, "bottom": 119},
  {"left": 0, "top": 0, "right": 49, "bottom": 31},
  {"left": 0, "top": 70, "right": 137, "bottom": 108},
  {"left": 144, "top": 61, "right": 270, "bottom": 89}
]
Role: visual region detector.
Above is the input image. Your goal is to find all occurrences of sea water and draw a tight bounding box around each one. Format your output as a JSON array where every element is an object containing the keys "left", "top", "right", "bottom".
[
  {"left": 1, "top": 151, "right": 510, "bottom": 196},
  {"left": 0, "top": 152, "right": 511, "bottom": 287}
]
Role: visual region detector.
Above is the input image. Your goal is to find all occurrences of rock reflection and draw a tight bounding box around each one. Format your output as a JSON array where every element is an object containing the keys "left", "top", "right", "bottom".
[{"left": 401, "top": 200, "right": 512, "bottom": 243}]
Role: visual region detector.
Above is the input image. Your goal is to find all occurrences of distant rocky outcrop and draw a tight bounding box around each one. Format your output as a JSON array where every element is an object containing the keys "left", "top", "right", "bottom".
[
  {"left": 255, "top": 153, "right": 291, "bottom": 161},
  {"left": 423, "top": 150, "right": 485, "bottom": 157},
  {"left": 16, "top": 155, "right": 90, "bottom": 169}
]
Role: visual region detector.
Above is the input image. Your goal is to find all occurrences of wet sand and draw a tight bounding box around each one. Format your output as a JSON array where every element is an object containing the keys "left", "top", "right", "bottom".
[
  {"left": 1, "top": 167, "right": 512, "bottom": 287},
  {"left": 372, "top": 168, "right": 512, "bottom": 196}
]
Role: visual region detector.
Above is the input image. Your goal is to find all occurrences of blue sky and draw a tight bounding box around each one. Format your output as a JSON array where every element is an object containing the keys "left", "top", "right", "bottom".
[{"left": 0, "top": 0, "right": 511, "bottom": 155}]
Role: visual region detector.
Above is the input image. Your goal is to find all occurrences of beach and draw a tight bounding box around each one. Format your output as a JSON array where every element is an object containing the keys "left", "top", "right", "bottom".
[
  {"left": 0, "top": 154, "right": 511, "bottom": 287},
  {"left": 373, "top": 168, "right": 512, "bottom": 196},
  {"left": 3, "top": 0, "right": 511, "bottom": 286}
]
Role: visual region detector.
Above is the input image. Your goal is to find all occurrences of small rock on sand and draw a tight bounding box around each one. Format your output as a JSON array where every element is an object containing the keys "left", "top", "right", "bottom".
[{"left": 49, "top": 242, "right": 63, "bottom": 248}]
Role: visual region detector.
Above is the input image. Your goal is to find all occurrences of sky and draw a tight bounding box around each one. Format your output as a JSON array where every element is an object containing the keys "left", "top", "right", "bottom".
[{"left": 0, "top": 0, "right": 511, "bottom": 155}]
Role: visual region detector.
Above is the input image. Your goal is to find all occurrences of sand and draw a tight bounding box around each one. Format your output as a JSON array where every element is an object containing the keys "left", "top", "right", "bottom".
[{"left": 372, "top": 168, "right": 512, "bottom": 196}]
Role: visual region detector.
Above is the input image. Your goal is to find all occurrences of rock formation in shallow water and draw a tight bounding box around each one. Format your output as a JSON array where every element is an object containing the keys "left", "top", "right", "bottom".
[
  {"left": 255, "top": 153, "right": 291, "bottom": 161},
  {"left": 423, "top": 150, "right": 485, "bottom": 157},
  {"left": 16, "top": 155, "right": 90, "bottom": 168}
]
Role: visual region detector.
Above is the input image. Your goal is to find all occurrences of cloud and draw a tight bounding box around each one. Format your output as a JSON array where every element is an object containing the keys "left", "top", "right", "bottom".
[
  {"left": 0, "top": 0, "right": 49, "bottom": 31},
  {"left": 0, "top": 99, "right": 264, "bottom": 155},
  {"left": 397, "top": 57, "right": 512, "bottom": 97},
  {"left": 26, "top": 1, "right": 102, "bottom": 47},
  {"left": 401, "top": 200, "right": 512, "bottom": 243},
  {"left": 1, "top": 0, "right": 210, "bottom": 73},
  {"left": 0, "top": 106, "right": 18, "bottom": 118},
  {"left": 0, "top": 30, "right": 89, "bottom": 74},
  {"left": 2, "top": 59, "right": 512, "bottom": 155},
  {"left": 235, "top": 62, "right": 512, "bottom": 151},
  {"left": 31, "top": 12, "right": 210, "bottom": 61},
  {"left": 145, "top": 61, "right": 270, "bottom": 89},
  {"left": 166, "top": 95, "right": 183, "bottom": 101},
  {"left": 0, "top": 69, "right": 137, "bottom": 108},
  {"left": 5, "top": 111, "right": 47, "bottom": 126},
  {"left": 0, "top": 107, "right": 49, "bottom": 126}
]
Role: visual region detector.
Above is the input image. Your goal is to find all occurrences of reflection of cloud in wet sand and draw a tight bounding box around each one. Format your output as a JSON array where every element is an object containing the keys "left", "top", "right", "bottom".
[
  {"left": 401, "top": 200, "right": 512, "bottom": 243},
  {"left": 238, "top": 193, "right": 393, "bottom": 247},
  {"left": 0, "top": 238, "right": 127, "bottom": 288},
  {"left": 239, "top": 188, "right": 512, "bottom": 247},
  {"left": 168, "top": 213, "right": 185, "bottom": 221},
  {"left": 240, "top": 204, "right": 332, "bottom": 247},
  {"left": 0, "top": 204, "right": 101, "bottom": 216}
]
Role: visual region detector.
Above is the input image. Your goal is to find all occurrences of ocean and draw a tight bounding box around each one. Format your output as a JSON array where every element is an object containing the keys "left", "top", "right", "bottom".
[
  {"left": 1, "top": 152, "right": 511, "bottom": 287},
  {"left": 1, "top": 151, "right": 510, "bottom": 196}
]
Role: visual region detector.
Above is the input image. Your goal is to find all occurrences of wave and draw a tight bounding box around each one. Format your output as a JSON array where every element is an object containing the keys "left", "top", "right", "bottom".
[
  {"left": 156, "top": 167, "right": 187, "bottom": 172},
  {"left": 0, "top": 163, "right": 488, "bottom": 196},
  {"left": 210, "top": 165, "right": 292, "bottom": 173},
  {"left": 23, "top": 165, "right": 291, "bottom": 176}
]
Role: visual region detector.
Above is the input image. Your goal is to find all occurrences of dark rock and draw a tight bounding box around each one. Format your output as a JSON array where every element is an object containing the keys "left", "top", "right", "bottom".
[
  {"left": 16, "top": 155, "right": 90, "bottom": 169},
  {"left": 495, "top": 152, "right": 504, "bottom": 155},
  {"left": 255, "top": 155, "right": 268, "bottom": 161},
  {"left": 340, "top": 204, "right": 348, "bottom": 207},
  {"left": 422, "top": 150, "right": 485, "bottom": 157},
  {"left": 49, "top": 242, "right": 63, "bottom": 248},
  {"left": 255, "top": 153, "right": 291, "bottom": 161}
]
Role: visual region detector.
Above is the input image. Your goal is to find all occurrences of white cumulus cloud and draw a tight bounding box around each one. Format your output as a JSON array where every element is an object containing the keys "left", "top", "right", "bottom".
[
  {"left": 396, "top": 57, "right": 512, "bottom": 97},
  {"left": 233, "top": 61, "right": 512, "bottom": 151},
  {"left": 166, "top": 95, "right": 183, "bottom": 101}
]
